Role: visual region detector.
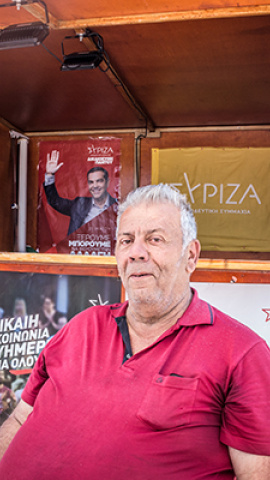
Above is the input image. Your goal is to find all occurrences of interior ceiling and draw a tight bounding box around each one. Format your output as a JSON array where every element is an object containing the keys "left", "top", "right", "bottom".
[{"left": 1, "top": 0, "right": 270, "bottom": 133}]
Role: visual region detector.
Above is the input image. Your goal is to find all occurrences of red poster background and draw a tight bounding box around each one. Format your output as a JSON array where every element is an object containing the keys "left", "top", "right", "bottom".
[{"left": 37, "top": 138, "right": 121, "bottom": 255}]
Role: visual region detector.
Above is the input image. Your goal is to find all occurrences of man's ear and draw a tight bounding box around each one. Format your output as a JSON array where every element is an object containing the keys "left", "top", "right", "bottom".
[{"left": 185, "top": 239, "right": 201, "bottom": 275}]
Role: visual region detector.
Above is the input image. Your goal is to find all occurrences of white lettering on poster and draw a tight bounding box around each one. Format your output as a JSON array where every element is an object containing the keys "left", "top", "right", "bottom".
[
  {"left": 172, "top": 173, "right": 261, "bottom": 205},
  {"left": 0, "top": 314, "right": 50, "bottom": 370},
  {"left": 87, "top": 145, "right": 114, "bottom": 155},
  {"left": 87, "top": 145, "right": 114, "bottom": 164},
  {"left": 87, "top": 157, "right": 114, "bottom": 164}
]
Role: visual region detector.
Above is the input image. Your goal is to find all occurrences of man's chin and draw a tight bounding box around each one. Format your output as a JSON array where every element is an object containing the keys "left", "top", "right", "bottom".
[{"left": 127, "top": 289, "right": 160, "bottom": 305}]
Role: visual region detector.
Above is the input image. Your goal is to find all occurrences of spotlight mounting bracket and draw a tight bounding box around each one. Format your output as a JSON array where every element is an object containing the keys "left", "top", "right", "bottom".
[
  {"left": 60, "top": 29, "right": 106, "bottom": 72},
  {"left": 0, "top": 0, "right": 50, "bottom": 50}
]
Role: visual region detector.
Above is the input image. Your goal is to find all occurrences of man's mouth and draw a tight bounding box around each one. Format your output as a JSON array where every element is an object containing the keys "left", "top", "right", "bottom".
[{"left": 129, "top": 273, "right": 153, "bottom": 279}]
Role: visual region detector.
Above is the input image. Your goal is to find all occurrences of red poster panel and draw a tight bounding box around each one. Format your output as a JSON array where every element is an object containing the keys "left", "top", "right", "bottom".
[{"left": 37, "top": 138, "right": 121, "bottom": 255}]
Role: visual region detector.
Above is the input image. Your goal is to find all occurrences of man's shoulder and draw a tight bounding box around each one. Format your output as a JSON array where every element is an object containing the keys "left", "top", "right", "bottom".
[
  {"left": 44, "top": 303, "right": 125, "bottom": 352},
  {"left": 73, "top": 195, "right": 92, "bottom": 203},
  {"left": 71, "top": 196, "right": 93, "bottom": 211},
  {"left": 193, "top": 292, "right": 263, "bottom": 343},
  {"left": 210, "top": 302, "right": 267, "bottom": 351}
]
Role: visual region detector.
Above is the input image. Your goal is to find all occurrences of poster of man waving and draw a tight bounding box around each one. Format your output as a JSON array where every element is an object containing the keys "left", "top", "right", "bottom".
[{"left": 37, "top": 138, "right": 121, "bottom": 255}]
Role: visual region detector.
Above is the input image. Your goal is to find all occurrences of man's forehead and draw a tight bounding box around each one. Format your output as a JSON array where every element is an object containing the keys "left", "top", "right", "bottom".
[
  {"left": 120, "top": 201, "right": 179, "bottom": 217},
  {"left": 88, "top": 171, "right": 106, "bottom": 181},
  {"left": 119, "top": 226, "right": 167, "bottom": 236},
  {"left": 118, "top": 202, "right": 181, "bottom": 232}
]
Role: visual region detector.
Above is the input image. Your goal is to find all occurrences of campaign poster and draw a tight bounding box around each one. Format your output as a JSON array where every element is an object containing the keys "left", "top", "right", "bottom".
[
  {"left": 37, "top": 138, "right": 121, "bottom": 255},
  {"left": 152, "top": 147, "right": 270, "bottom": 251},
  {"left": 0, "top": 270, "right": 121, "bottom": 423}
]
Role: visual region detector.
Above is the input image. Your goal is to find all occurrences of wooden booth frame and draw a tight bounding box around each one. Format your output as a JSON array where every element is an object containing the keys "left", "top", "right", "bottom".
[
  {"left": 0, "top": 253, "right": 269, "bottom": 286},
  {"left": 193, "top": 259, "right": 270, "bottom": 284},
  {"left": 0, "top": 253, "right": 125, "bottom": 302}
]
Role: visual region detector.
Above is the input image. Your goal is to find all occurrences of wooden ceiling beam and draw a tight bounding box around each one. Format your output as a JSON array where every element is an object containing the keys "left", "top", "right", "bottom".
[
  {"left": 78, "top": 32, "right": 155, "bottom": 132},
  {"left": 22, "top": 2, "right": 58, "bottom": 28},
  {"left": 3, "top": 3, "right": 270, "bottom": 29},
  {"left": 58, "top": 5, "right": 270, "bottom": 29},
  {"left": 0, "top": 116, "right": 24, "bottom": 133}
]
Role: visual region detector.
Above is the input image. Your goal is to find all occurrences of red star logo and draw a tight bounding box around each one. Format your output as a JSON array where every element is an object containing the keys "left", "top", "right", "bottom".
[{"left": 262, "top": 309, "right": 270, "bottom": 322}]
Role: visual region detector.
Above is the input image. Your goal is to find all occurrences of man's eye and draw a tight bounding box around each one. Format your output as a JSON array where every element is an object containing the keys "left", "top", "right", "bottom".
[
  {"left": 120, "top": 239, "right": 131, "bottom": 245},
  {"left": 149, "top": 237, "right": 162, "bottom": 243}
]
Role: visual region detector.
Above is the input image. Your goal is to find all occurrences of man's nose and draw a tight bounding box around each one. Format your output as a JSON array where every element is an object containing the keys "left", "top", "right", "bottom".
[{"left": 128, "top": 239, "right": 149, "bottom": 261}]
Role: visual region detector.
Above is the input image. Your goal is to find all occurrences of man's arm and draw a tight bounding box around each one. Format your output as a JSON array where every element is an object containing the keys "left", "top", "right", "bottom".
[
  {"left": 229, "top": 446, "right": 270, "bottom": 479},
  {"left": 46, "top": 150, "right": 63, "bottom": 176},
  {"left": 43, "top": 150, "right": 76, "bottom": 216},
  {"left": 0, "top": 399, "right": 33, "bottom": 461}
]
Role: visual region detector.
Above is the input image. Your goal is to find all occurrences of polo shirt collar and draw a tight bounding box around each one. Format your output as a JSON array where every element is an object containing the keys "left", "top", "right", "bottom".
[
  {"left": 175, "top": 289, "right": 214, "bottom": 327},
  {"left": 110, "top": 289, "right": 214, "bottom": 329}
]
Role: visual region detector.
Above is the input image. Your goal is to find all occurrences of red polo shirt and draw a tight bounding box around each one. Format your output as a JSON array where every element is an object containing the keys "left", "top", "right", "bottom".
[{"left": 1, "top": 290, "right": 270, "bottom": 479}]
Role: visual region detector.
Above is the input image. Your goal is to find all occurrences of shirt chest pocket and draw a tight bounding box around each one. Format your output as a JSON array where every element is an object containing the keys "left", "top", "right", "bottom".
[{"left": 137, "top": 373, "right": 199, "bottom": 430}]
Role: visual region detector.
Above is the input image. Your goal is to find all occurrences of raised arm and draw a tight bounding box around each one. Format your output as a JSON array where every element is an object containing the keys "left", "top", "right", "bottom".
[
  {"left": 46, "top": 150, "right": 63, "bottom": 176},
  {"left": 229, "top": 446, "right": 270, "bottom": 480},
  {"left": 0, "top": 399, "right": 33, "bottom": 461},
  {"left": 43, "top": 150, "right": 74, "bottom": 216}
]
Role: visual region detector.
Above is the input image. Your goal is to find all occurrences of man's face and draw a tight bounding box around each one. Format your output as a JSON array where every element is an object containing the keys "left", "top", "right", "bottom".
[
  {"left": 43, "top": 298, "right": 54, "bottom": 313},
  {"left": 115, "top": 202, "right": 200, "bottom": 314},
  {"left": 87, "top": 171, "right": 108, "bottom": 200}
]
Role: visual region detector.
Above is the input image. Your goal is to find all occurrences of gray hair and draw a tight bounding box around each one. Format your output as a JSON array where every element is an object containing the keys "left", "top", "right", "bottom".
[{"left": 117, "top": 183, "right": 197, "bottom": 250}]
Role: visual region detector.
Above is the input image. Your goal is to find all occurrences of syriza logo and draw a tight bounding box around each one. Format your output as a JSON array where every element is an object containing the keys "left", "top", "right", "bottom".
[
  {"left": 172, "top": 173, "right": 261, "bottom": 215},
  {"left": 172, "top": 173, "right": 261, "bottom": 205},
  {"left": 87, "top": 145, "right": 114, "bottom": 156},
  {"left": 87, "top": 145, "right": 114, "bottom": 164}
]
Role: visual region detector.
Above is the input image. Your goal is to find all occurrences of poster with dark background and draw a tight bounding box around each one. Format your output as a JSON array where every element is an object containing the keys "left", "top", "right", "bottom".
[{"left": 0, "top": 271, "right": 121, "bottom": 374}]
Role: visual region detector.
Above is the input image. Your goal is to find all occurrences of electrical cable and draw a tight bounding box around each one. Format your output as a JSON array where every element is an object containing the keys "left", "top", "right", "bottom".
[
  {"left": 101, "top": 54, "right": 148, "bottom": 128},
  {"left": 41, "top": 42, "right": 62, "bottom": 63}
]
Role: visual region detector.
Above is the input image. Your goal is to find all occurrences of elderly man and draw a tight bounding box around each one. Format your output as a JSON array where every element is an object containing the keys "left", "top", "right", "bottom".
[{"left": 0, "top": 184, "right": 270, "bottom": 479}]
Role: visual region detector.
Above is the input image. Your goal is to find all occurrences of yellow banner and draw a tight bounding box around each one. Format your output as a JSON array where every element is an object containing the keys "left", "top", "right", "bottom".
[{"left": 152, "top": 147, "right": 270, "bottom": 251}]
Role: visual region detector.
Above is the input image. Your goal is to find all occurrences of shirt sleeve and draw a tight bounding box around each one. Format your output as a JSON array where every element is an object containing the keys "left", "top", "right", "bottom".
[
  {"left": 220, "top": 339, "right": 270, "bottom": 455},
  {"left": 21, "top": 322, "right": 70, "bottom": 406},
  {"left": 21, "top": 349, "right": 48, "bottom": 406}
]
